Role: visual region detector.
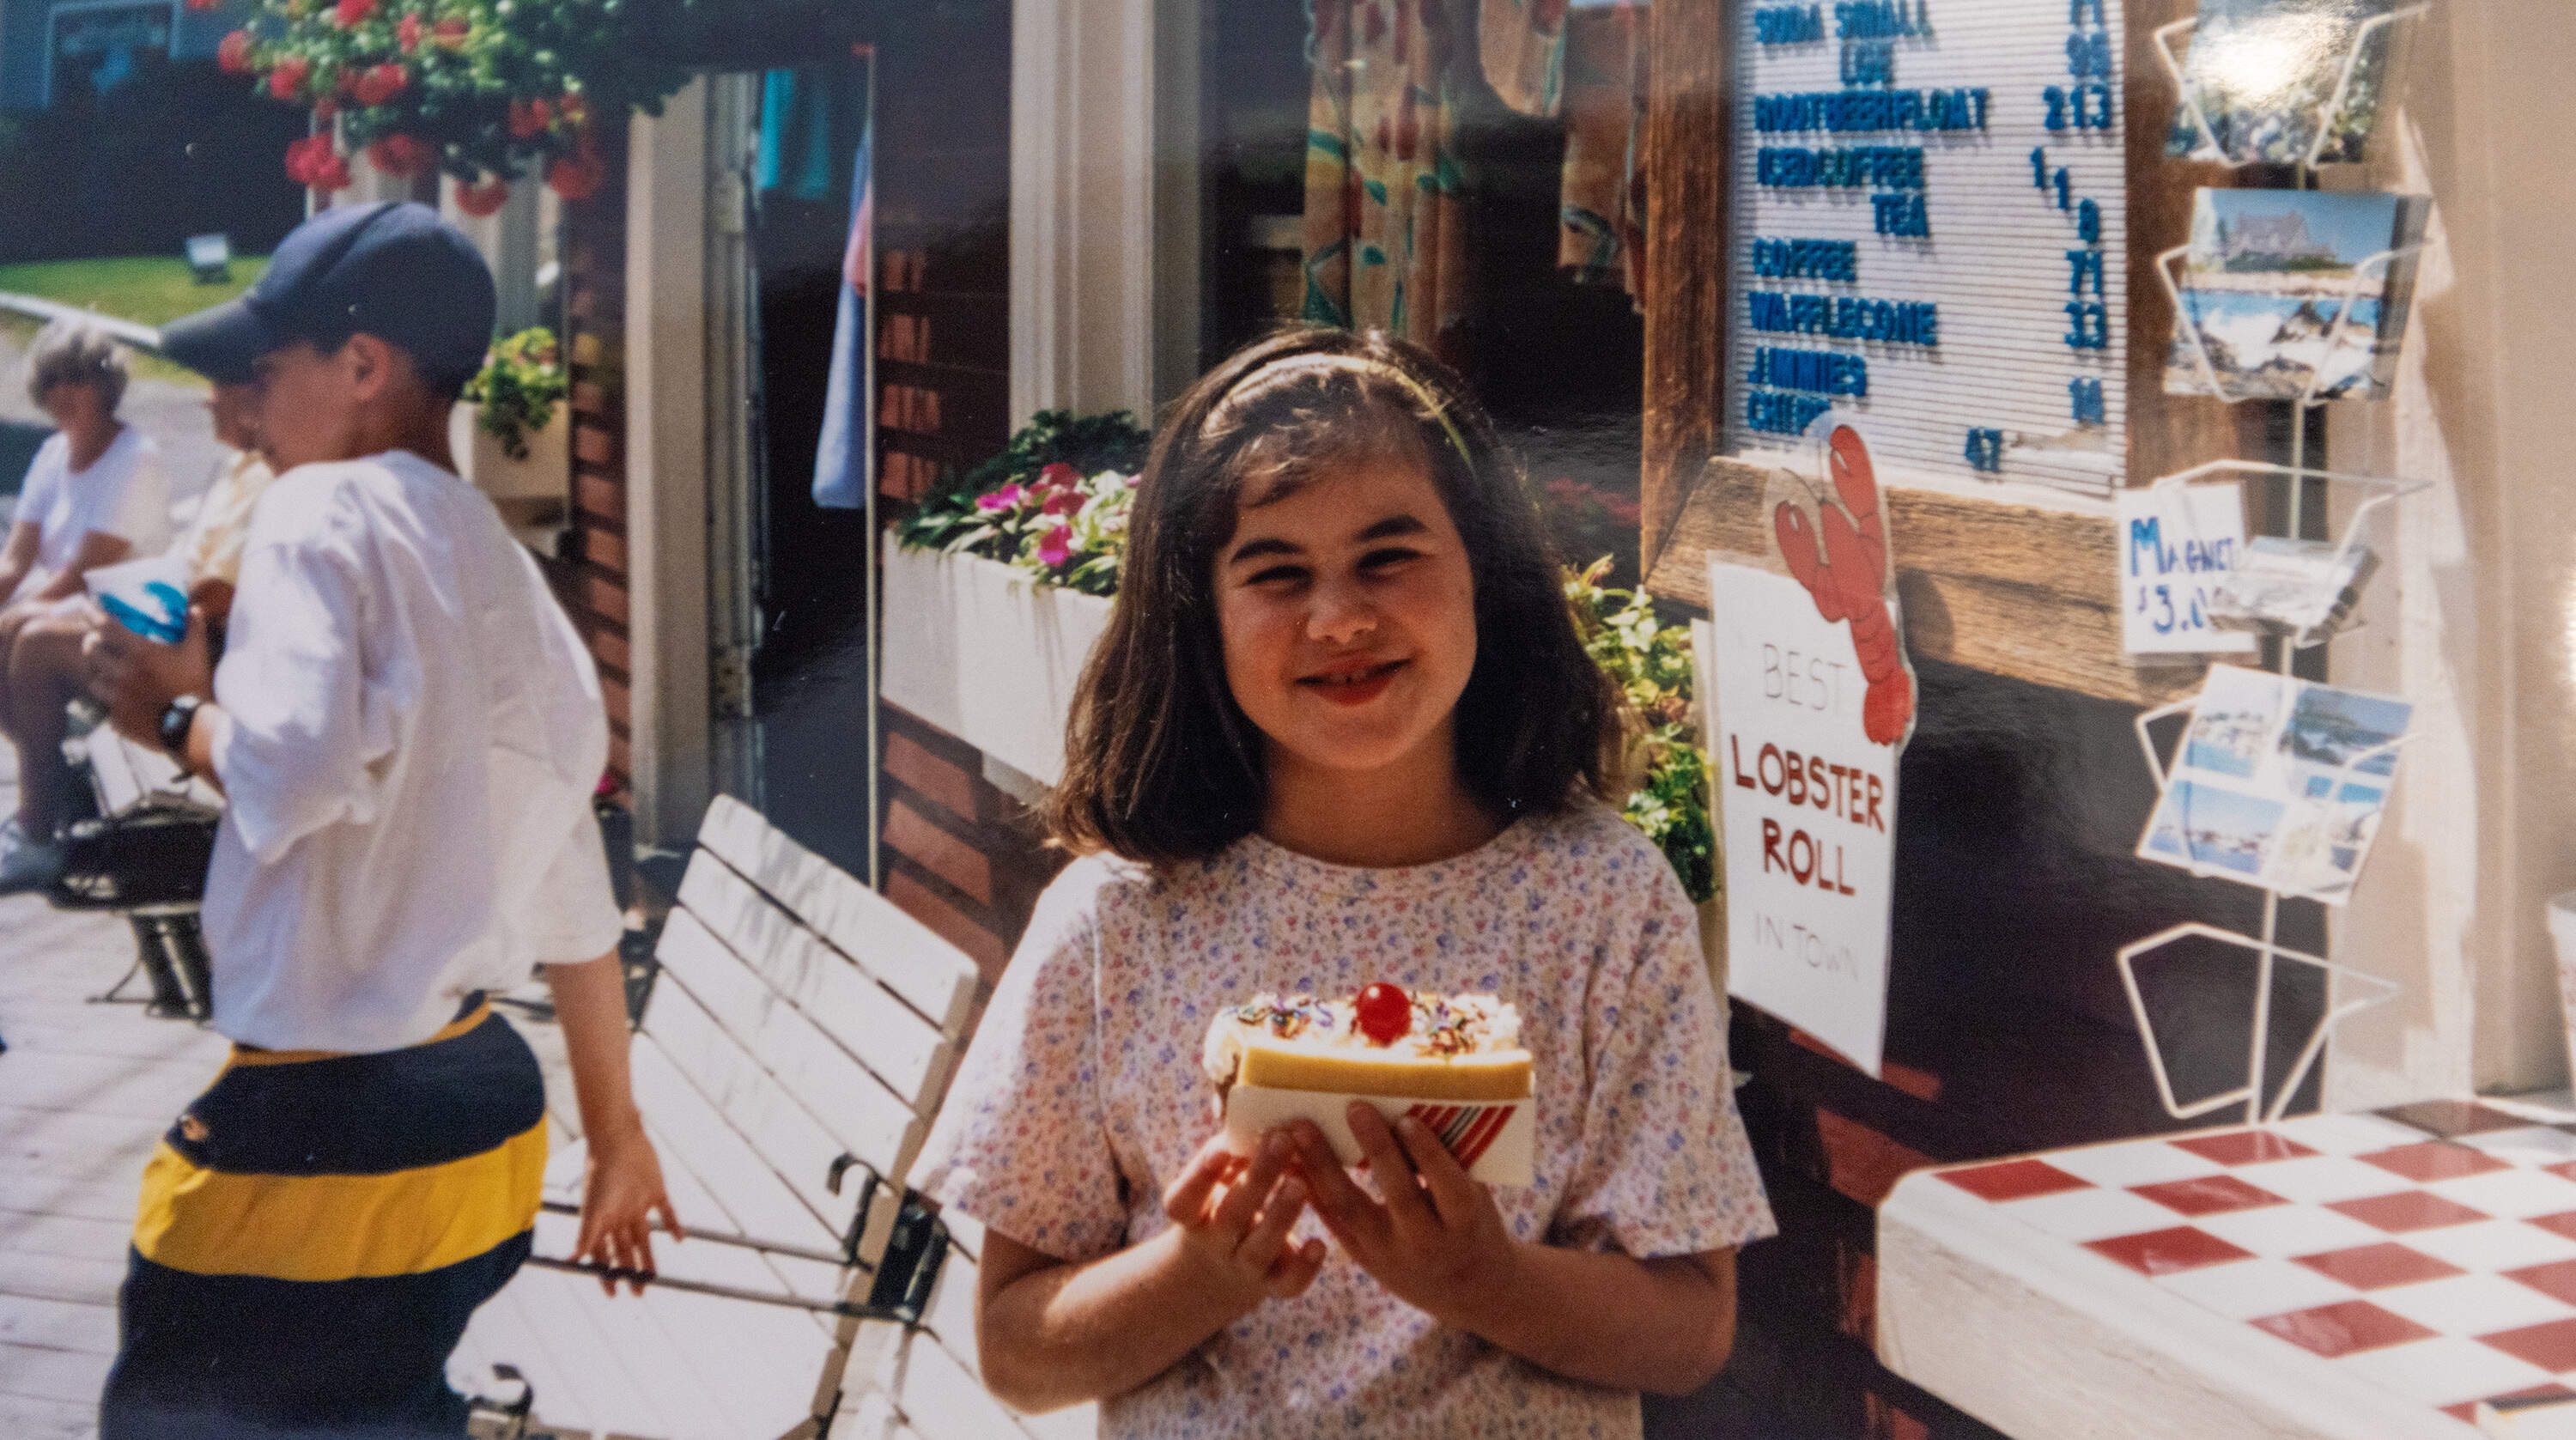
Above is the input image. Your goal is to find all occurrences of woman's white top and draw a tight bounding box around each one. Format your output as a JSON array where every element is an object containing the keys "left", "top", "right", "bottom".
[{"left": 11, "top": 427, "right": 172, "bottom": 594}]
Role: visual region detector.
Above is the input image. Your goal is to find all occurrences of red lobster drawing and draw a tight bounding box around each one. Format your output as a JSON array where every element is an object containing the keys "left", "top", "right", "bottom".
[{"left": 1773, "top": 426, "right": 1915, "bottom": 746}]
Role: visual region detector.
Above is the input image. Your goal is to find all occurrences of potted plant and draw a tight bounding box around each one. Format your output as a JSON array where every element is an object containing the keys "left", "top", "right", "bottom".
[
  {"left": 883, "top": 410, "right": 1149, "bottom": 785},
  {"left": 450, "top": 327, "right": 570, "bottom": 544}
]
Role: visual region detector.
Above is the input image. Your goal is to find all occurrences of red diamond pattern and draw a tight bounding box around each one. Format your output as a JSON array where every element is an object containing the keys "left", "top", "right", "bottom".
[
  {"left": 2482, "top": 1318, "right": 2576, "bottom": 1374},
  {"left": 2172, "top": 1130, "right": 2318, "bottom": 1166},
  {"left": 2327, "top": 1189, "right": 2491, "bottom": 1234},
  {"left": 2357, "top": 1140, "right": 2512, "bottom": 1183},
  {"left": 2293, "top": 1243, "right": 2464, "bottom": 1291},
  {"left": 2506, "top": 1259, "right": 2576, "bottom": 1307},
  {"left": 2130, "top": 1175, "right": 2287, "bottom": 1217},
  {"left": 2084, "top": 1226, "right": 2255, "bottom": 1277},
  {"left": 1938, "top": 1157, "right": 2092, "bottom": 1203},
  {"left": 2529, "top": 1211, "right": 2576, "bottom": 1243},
  {"left": 2251, "top": 1300, "right": 2436, "bottom": 1358}
]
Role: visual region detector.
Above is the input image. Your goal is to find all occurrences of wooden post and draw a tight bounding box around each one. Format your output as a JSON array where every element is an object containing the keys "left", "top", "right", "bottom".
[{"left": 1638, "top": 0, "right": 1728, "bottom": 578}]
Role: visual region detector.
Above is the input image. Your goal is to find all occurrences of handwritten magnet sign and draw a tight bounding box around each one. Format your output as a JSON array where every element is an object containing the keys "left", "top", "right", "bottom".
[
  {"left": 1705, "top": 418, "right": 1911, "bottom": 1077},
  {"left": 2117, "top": 483, "right": 2255, "bottom": 655}
]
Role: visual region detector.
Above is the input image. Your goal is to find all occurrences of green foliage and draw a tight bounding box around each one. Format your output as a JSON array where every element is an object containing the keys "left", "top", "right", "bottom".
[
  {"left": 461, "top": 326, "right": 567, "bottom": 460},
  {"left": 1566, "top": 558, "right": 1718, "bottom": 904}
]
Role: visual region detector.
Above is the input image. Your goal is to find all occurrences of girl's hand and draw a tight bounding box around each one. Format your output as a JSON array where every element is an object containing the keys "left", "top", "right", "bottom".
[
  {"left": 1162, "top": 1130, "right": 1326, "bottom": 1306},
  {"left": 1291, "top": 1104, "right": 1517, "bottom": 1327}
]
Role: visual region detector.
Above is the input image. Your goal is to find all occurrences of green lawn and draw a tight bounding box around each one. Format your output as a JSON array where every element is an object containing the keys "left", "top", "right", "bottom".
[
  {"left": 0, "top": 254, "right": 271, "bottom": 387},
  {"left": 0, "top": 254, "right": 271, "bottom": 327}
]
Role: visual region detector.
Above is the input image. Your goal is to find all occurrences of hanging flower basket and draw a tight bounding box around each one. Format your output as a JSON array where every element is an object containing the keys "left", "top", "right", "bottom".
[{"left": 221, "top": 0, "right": 689, "bottom": 200}]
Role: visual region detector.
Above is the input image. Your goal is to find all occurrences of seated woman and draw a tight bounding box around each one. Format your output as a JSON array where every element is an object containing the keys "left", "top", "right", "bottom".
[{"left": 0, "top": 319, "right": 172, "bottom": 890}]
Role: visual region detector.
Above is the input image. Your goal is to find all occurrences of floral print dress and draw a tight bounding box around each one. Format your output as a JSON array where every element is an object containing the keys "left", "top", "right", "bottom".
[{"left": 914, "top": 798, "right": 1777, "bottom": 1439}]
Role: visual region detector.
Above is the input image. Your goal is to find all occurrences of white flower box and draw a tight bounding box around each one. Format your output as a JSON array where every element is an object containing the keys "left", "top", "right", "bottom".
[
  {"left": 879, "top": 534, "right": 1115, "bottom": 788},
  {"left": 448, "top": 403, "right": 571, "bottom": 553}
]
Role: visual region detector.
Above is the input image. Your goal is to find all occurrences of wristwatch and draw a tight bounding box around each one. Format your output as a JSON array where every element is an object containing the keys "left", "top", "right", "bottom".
[{"left": 157, "top": 695, "right": 204, "bottom": 763}]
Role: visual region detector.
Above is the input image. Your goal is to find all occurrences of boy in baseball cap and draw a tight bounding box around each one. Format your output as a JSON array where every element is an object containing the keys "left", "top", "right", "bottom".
[{"left": 88, "top": 201, "right": 678, "bottom": 1437}]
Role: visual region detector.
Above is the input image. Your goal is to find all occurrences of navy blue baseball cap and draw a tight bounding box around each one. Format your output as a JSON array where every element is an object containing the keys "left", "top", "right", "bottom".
[{"left": 161, "top": 202, "right": 497, "bottom": 394}]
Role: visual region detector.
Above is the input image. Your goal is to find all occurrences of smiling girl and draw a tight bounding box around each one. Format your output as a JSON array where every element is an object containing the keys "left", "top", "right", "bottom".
[{"left": 914, "top": 329, "right": 1774, "bottom": 1437}]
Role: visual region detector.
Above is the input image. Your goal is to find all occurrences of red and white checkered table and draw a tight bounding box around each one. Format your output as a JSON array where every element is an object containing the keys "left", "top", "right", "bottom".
[{"left": 1880, "top": 1100, "right": 2576, "bottom": 1439}]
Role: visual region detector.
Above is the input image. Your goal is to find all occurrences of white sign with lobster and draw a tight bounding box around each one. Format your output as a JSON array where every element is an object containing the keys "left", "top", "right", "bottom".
[{"left": 1705, "top": 418, "right": 1915, "bottom": 1078}]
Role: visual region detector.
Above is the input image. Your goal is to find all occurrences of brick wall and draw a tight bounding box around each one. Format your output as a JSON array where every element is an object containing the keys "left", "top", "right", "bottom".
[
  {"left": 870, "top": 15, "right": 1010, "bottom": 507},
  {"left": 878, "top": 705, "right": 1068, "bottom": 995},
  {"left": 560, "top": 119, "right": 635, "bottom": 793}
]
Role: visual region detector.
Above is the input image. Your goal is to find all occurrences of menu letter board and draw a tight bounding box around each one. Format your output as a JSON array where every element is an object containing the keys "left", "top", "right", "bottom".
[{"left": 1728, "top": 0, "right": 2129, "bottom": 498}]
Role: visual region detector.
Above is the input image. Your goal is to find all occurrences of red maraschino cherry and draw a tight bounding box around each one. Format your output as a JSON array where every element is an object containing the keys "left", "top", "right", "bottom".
[{"left": 1355, "top": 983, "right": 1411, "bottom": 1045}]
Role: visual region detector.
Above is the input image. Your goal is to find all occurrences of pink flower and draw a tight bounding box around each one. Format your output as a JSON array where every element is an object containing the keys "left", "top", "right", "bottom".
[
  {"left": 217, "top": 29, "right": 254, "bottom": 73},
  {"left": 1037, "top": 526, "right": 1074, "bottom": 567},
  {"left": 975, "top": 484, "right": 1024, "bottom": 512},
  {"left": 397, "top": 14, "right": 422, "bottom": 51},
  {"left": 1036, "top": 462, "right": 1080, "bottom": 490},
  {"left": 332, "top": 0, "right": 375, "bottom": 27}
]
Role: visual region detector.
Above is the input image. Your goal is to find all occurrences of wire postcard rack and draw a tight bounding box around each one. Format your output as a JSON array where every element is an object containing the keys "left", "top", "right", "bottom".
[{"left": 2154, "top": 3, "right": 2430, "bottom": 172}]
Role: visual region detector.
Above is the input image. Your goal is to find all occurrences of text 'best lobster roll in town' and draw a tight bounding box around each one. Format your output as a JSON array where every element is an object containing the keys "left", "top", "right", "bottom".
[{"left": 1203, "top": 983, "right": 1537, "bottom": 1185}]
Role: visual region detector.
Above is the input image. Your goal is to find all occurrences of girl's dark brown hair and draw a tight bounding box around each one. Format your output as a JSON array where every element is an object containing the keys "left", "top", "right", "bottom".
[{"left": 1047, "top": 326, "right": 1625, "bottom": 866}]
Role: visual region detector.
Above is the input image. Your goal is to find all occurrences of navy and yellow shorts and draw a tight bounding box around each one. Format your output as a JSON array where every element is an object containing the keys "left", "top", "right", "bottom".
[{"left": 100, "top": 998, "right": 547, "bottom": 1439}]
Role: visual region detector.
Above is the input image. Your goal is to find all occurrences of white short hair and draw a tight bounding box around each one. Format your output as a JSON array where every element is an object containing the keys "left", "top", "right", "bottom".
[{"left": 27, "top": 318, "right": 127, "bottom": 414}]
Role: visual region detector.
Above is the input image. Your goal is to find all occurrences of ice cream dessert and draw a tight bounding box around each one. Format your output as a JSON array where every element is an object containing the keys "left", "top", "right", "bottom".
[{"left": 1201, "top": 983, "right": 1532, "bottom": 1103}]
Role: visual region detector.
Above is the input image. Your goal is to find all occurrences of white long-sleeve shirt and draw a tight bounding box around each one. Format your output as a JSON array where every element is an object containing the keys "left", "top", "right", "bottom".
[{"left": 204, "top": 449, "right": 624, "bottom": 1053}]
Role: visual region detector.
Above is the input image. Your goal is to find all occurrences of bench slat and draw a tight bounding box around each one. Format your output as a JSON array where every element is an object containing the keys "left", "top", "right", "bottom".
[
  {"left": 920, "top": 1248, "right": 977, "bottom": 1362},
  {"left": 695, "top": 796, "right": 979, "bottom": 1035},
  {"left": 656, "top": 909, "right": 925, "bottom": 1185},
  {"left": 634, "top": 1015, "right": 855, "bottom": 1262},
  {"left": 629, "top": 1029, "right": 842, "bottom": 1261},
  {"left": 668, "top": 863, "right": 955, "bottom": 1110},
  {"left": 642, "top": 982, "right": 867, "bottom": 1243},
  {"left": 885, "top": 1328, "right": 1029, "bottom": 1440}
]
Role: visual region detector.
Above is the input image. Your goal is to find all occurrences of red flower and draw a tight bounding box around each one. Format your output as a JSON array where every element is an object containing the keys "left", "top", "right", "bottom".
[
  {"left": 332, "top": 0, "right": 374, "bottom": 27},
  {"left": 1041, "top": 488, "right": 1081, "bottom": 517},
  {"left": 364, "top": 132, "right": 429, "bottom": 178},
  {"left": 545, "top": 132, "right": 605, "bottom": 202},
  {"left": 507, "top": 97, "right": 552, "bottom": 138},
  {"left": 432, "top": 15, "right": 468, "bottom": 45},
  {"left": 397, "top": 13, "right": 422, "bottom": 51},
  {"left": 184, "top": 0, "right": 218, "bottom": 12},
  {"left": 1036, "top": 462, "right": 1080, "bottom": 490},
  {"left": 285, "top": 135, "right": 349, "bottom": 192},
  {"left": 312, "top": 98, "right": 337, "bottom": 122},
  {"left": 266, "top": 56, "right": 310, "bottom": 100},
  {"left": 350, "top": 62, "right": 407, "bottom": 106},
  {"left": 454, "top": 174, "right": 511, "bottom": 217},
  {"left": 217, "top": 30, "right": 254, "bottom": 73}
]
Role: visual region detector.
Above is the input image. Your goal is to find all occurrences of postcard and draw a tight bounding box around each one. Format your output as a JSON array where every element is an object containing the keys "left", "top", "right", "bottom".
[
  {"left": 2136, "top": 665, "right": 2411, "bottom": 904},
  {"left": 2166, "top": 188, "right": 2428, "bottom": 403},
  {"left": 2208, "top": 535, "right": 2379, "bottom": 639},
  {"left": 2166, "top": 0, "right": 2402, "bottom": 167}
]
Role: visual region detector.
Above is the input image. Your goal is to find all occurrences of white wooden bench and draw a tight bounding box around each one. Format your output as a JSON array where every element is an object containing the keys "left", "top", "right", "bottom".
[{"left": 475, "top": 793, "right": 1091, "bottom": 1440}]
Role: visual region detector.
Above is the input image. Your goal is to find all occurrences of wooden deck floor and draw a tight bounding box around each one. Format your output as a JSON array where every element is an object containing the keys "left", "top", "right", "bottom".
[{"left": 0, "top": 753, "right": 878, "bottom": 1440}]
